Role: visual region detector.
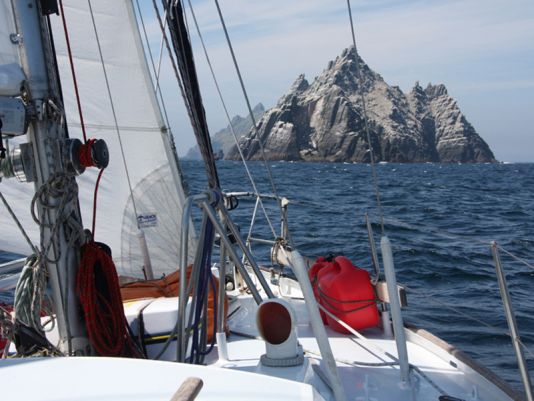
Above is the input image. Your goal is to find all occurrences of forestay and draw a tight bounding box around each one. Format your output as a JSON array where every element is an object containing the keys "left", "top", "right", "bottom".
[{"left": 0, "top": 0, "right": 195, "bottom": 278}]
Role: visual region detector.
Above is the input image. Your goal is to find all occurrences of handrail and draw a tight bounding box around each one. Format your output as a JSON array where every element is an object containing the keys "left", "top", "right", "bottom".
[{"left": 224, "top": 191, "right": 282, "bottom": 201}]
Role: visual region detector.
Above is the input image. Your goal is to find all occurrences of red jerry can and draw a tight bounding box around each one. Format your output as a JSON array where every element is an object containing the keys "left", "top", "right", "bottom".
[{"left": 317, "top": 256, "right": 379, "bottom": 333}]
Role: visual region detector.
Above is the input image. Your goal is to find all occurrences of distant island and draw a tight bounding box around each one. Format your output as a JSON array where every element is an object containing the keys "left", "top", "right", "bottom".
[
  {"left": 184, "top": 103, "right": 265, "bottom": 160},
  {"left": 187, "top": 47, "right": 495, "bottom": 163}
]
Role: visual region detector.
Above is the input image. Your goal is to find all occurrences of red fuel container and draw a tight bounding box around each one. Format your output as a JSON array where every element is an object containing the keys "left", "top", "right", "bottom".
[{"left": 310, "top": 256, "right": 379, "bottom": 333}]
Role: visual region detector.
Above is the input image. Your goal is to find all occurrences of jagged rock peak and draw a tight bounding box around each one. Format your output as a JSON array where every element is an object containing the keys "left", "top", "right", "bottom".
[
  {"left": 309, "top": 46, "right": 381, "bottom": 96},
  {"left": 289, "top": 74, "right": 309, "bottom": 93},
  {"left": 252, "top": 103, "right": 265, "bottom": 113},
  {"left": 425, "top": 83, "right": 448, "bottom": 99},
  {"left": 225, "top": 48, "right": 495, "bottom": 163},
  {"left": 412, "top": 81, "right": 423, "bottom": 93}
]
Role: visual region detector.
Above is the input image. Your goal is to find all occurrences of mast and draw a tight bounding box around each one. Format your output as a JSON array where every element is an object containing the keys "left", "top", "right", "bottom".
[{"left": 11, "top": 0, "right": 88, "bottom": 354}]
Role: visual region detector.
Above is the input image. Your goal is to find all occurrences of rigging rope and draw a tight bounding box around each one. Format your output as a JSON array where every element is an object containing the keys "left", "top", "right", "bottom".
[
  {"left": 91, "top": 168, "right": 105, "bottom": 237},
  {"left": 58, "top": 0, "right": 87, "bottom": 143},
  {"left": 76, "top": 241, "right": 141, "bottom": 357},
  {"left": 0, "top": 192, "right": 37, "bottom": 254},
  {"left": 346, "top": 0, "right": 385, "bottom": 235},
  {"left": 151, "top": 0, "right": 193, "bottom": 134},
  {"left": 161, "top": 0, "right": 220, "bottom": 189},
  {"left": 134, "top": 1, "right": 189, "bottom": 195},
  {"left": 213, "top": 0, "right": 284, "bottom": 212},
  {"left": 186, "top": 0, "right": 278, "bottom": 239},
  {"left": 14, "top": 255, "right": 51, "bottom": 333},
  {"left": 30, "top": 172, "right": 84, "bottom": 352}
]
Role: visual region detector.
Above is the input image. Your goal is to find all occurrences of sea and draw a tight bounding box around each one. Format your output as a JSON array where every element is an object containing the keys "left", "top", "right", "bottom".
[{"left": 1, "top": 160, "right": 533, "bottom": 392}]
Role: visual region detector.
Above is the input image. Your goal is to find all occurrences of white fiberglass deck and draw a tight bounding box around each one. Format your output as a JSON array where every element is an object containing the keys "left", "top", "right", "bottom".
[
  {"left": 0, "top": 357, "right": 317, "bottom": 401},
  {"left": 0, "top": 273, "right": 519, "bottom": 401},
  {"left": 215, "top": 288, "right": 517, "bottom": 401}
]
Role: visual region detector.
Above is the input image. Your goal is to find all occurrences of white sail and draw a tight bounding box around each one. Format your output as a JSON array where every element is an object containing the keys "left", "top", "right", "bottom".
[
  {"left": 0, "top": 1, "right": 19, "bottom": 66},
  {"left": 0, "top": 0, "right": 195, "bottom": 278}
]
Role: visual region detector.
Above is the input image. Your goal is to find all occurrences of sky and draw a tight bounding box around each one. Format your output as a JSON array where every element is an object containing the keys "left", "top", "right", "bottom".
[{"left": 143, "top": 0, "right": 534, "bottom": 162}]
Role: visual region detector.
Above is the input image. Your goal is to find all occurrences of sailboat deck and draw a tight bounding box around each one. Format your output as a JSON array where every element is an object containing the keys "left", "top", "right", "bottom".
[{"left": 208, "top": 282, "right": 518, "bottom": 401}]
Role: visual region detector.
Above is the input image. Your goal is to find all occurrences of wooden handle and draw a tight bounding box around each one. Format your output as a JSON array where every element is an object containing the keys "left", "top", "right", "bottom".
[{"left": 170, "top": 377, "right": 204, "bottom": 401}]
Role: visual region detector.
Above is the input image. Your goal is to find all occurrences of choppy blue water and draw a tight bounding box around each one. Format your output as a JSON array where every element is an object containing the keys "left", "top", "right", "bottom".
[{"left": 1, "top": 161, "right": 533, "bottom": 391}]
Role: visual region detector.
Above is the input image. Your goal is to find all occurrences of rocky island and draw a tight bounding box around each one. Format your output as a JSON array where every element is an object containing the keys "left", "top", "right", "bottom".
[
  {"left": 184, "top": 104, "right": 265, "bottom": 160},
  {"left": 225, "top": 47, "right": 495, "bottom": 163}
]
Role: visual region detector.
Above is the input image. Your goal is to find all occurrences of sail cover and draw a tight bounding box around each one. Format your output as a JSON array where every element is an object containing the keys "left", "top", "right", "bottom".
[{"left": 0, "top": 0, "right": 195, "bottom": 278}]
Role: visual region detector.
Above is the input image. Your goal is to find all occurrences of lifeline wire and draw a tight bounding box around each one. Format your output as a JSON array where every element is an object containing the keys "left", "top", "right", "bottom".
[
  {"left": 213, "top": 0, "right": 285, "bottom": 216},
  {"left": 0, "top": 191, "right": 37, "bottom": 253},
  {"left": 87, "top": 0, "right": 139, "bottom": 226},
  {"left": 383, "top": 215, "right": 534, "bottom": 272},
  {"left": 186, "top": 0, "right": 278, "bottom": 239},
  {"left": 404, "top": 283, "right": 511, "bottom": 336},
  {"left": 497, "top": 246, "right": 534, "bottom": 272},
  {"left": 346, "top": 0, "right": 385, "bottom": 234},
  {"left": 519, "top": 339, "right": 534, "bottom": 360}
]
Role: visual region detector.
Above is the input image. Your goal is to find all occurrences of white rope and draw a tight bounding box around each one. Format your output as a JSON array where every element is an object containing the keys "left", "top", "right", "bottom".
[
  {"left": 13, "top": 256, "right": 53, "bottom": 332},
  {"left": 87, "top": 0, "right": 139, "bottom": 224},
  {"left": 346, "top": 0, "right": 385, "bottom": 234},
  {"left": 0, "top": 304, "right": 13, "bottom": 358},
  {"left": 30, "top": 172, "right": 82, "bottom": 346},
  {"left": 186, "top": 0, "right": 279, "bottom": 239}
]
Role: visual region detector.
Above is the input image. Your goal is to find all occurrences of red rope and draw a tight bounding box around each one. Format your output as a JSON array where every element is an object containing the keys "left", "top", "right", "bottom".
[
  {"left": 92, "top": 167, "right": 105, "bottom": 237},
  {"left": 78, "top": 138, "right": 96, "bottom": 168},
  {"left": 59, "top": 0, "right": 87, "bottom": 143},
  {"left": 76, "top": 242, "right": 137, "bottom": 357}
]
